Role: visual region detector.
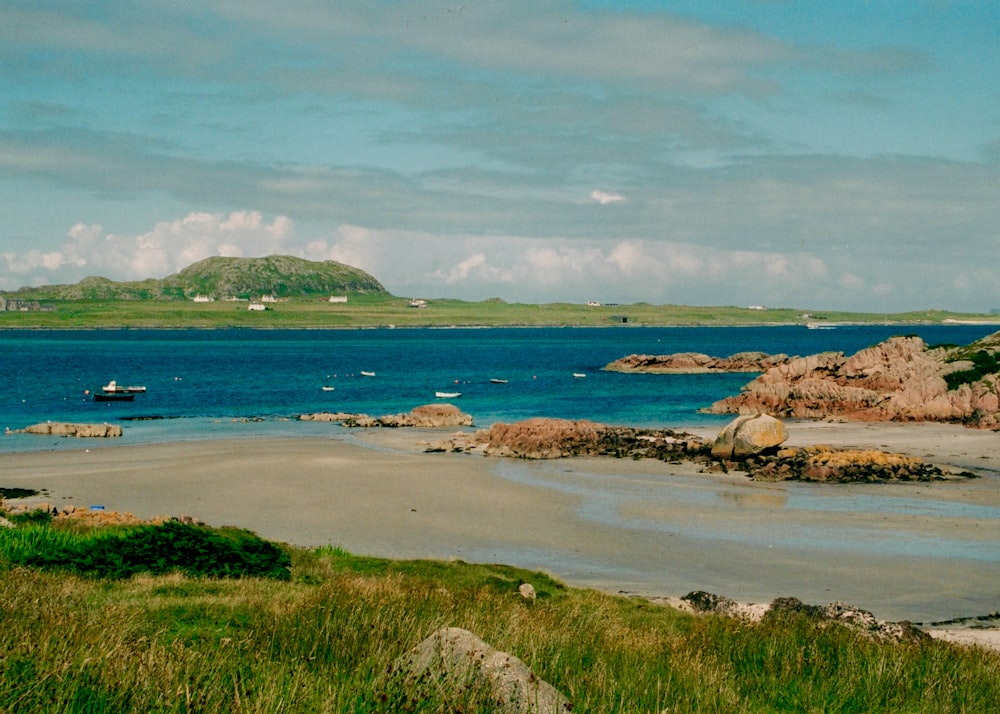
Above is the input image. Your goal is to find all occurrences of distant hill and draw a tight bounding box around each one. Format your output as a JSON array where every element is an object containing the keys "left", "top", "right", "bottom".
[{"left": 3, "top": 255, "right": 388, "bottom": 301}]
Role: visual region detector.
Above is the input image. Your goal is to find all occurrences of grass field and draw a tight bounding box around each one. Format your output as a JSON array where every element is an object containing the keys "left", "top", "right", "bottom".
[
  {"left": 0, "top": 516, "right": 997, "bottom": 712},
  {"left": 2, "top": 294, "right": 995, "bottom": 329}
]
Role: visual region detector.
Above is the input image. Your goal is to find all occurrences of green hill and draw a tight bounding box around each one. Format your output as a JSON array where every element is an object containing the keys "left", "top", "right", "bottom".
[{"left": 4, "top": 255, "right": 387, "bottom": 301}]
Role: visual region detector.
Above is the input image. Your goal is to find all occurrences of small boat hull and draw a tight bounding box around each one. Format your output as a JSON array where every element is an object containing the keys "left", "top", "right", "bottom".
[{"left": 94, "top": 393, "right": 134, "bottom": 402}]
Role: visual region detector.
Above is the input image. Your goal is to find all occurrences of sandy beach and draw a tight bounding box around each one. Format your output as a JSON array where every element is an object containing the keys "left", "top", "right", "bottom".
[{"left": 2, "top": 419, "right": 999, "bottom": 647}]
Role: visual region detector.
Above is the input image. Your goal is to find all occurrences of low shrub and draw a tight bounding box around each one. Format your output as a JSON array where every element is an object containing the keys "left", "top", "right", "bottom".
[
  {"left": 0, "top": 520, "right": 291, "bottom": 580},
  {"left": 944, "top": 349, "right": 1000, "bottom": 390}
]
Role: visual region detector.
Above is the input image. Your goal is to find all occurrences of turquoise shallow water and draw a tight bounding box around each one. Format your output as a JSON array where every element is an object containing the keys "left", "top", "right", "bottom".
[{"left": 2, "top": 323, "right": 996, "bottom": 452}]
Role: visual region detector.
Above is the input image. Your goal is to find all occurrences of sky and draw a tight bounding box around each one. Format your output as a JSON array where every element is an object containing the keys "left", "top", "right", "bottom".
[{"left": 1, "top": 1, "right": 998, "bottom": 312}]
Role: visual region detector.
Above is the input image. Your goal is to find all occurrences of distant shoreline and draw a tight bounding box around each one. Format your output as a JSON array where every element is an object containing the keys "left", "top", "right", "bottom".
[{"left": 3, "top": 319, "right": 999, "bottom": 331}]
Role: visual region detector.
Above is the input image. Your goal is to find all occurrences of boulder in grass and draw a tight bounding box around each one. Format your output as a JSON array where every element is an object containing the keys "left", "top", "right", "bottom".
[
  {"left": 711, "top": 414, "right": 788, "bottom": 460},
  {"left": 394, "top": 627, "right": 571, "bottom": 714}
]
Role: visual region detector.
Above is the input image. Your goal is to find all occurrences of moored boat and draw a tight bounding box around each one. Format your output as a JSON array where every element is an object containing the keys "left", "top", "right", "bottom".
[
  {"left": 102, "top": 380, "right": 146, "bottom": 393},
  {"left": 435, "top": 391, "right": 462, "bottom": 398}
]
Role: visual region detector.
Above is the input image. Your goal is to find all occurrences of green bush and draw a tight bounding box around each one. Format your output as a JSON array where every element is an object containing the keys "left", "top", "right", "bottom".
[
  {"left": 2, "top": 520, "right": 291, "bottom": 580},
  {"left": 944, "top": 349, "right": 1000, "bottom": 390}
]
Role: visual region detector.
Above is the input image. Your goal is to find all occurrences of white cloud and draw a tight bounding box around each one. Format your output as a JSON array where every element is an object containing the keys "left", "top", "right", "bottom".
[
  {"left": 4, "top": 211, "right": 994, "bottom": 313},
  {"left": 838, "top": 272, "right": 864, "bottom": 290},
  {"left": 590, "top": 190, "right": 626, "bottom": 205},
  {"left": 3, "top": 211, "right": 296, "bottom": 285}
]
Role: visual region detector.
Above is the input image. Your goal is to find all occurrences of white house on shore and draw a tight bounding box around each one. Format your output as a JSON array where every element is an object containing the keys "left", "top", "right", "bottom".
[
  {"left": 248, "top": 302, "right": 266, "bottom": 311},
  {"left": 192, "top": 294, "right": 214, "bottom": 303},
  {"left": 328, "top": 296, "right": 348, "bottom": 303}
]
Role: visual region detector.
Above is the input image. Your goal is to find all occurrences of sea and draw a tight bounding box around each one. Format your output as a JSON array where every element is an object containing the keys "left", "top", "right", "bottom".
[{"left": 3, "top": 322, "right": 997, "bottom": 454}]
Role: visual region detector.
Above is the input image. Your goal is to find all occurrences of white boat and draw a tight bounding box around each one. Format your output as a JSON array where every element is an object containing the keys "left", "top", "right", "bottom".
[
  {"left": 360, "top": 371, "right": 376, "bottom": 377},
  {"left": 573, "top": 373, "right": 586, "bottom": 378},
  {"left": 102, "top": 380, "right": 146, "bottom": 394},
  {"left": 806, "top": 323, "right": 835, "bottom": 330},
  {"left": 435, "top": 391, "right": 462, "bottom": 398},
  {"left": 490, "top": 378, "right": 509, "bottom": 384},
  {"left": 321, "top": 386, "right": 335, "bottom": 392}
]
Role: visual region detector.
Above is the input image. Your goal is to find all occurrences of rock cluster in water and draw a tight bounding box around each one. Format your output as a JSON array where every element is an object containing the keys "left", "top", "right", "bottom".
[
  {"left": 299, "top": 403, "right": 473, "bottom": 428},
  {"left": 604, "top": 350, "right": 791, "bottom": 373},
  {"left": 10, "top": 422, "right": 123, "bottom": 438}
]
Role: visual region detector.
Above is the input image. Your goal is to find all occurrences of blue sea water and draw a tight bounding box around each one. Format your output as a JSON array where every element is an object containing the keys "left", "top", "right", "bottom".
[{"left": 2, "top": 323, "right": 997, "bottom": 453}]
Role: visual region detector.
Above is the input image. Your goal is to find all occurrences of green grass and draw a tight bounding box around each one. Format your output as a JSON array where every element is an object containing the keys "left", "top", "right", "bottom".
[
  {"left": 0, "top": 517, "right": 996, "bottom": 712},
  {"left": 2, "top": 294, "right": 997, "bottom": 329}
]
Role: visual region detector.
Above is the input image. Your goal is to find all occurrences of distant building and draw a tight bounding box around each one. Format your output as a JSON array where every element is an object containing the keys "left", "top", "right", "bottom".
[
  {"left": 747, "top": 305, "right": 767, "bottom": 311},
  {"left": 0, "top": 297, "right": 45, "bottom": 312},
  {"left": 192, "top": 294, "right": 214, "bottom": 303},
  {"left": 328, "top": 296, "right": 348, "bottom": 303},
  {"left": 409, "top": 299, "right": 428, "bottom": 308},
  {"left": 248, "top": 302, "right": 266, "bottom": 311},
  {"left": 261, "top": 295, "right": 277, "bottom": 303},
  {"left": 587, "top": 301, "right": 602, "bottom": 307},
  {"left": 609, "top": 315, "right": 629, "bottom": 324}
]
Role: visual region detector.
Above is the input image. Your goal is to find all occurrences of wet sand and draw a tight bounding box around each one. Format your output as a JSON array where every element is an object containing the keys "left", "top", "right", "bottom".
[{"left": 2, "top": 420, "right": 999, "bottom": 645}]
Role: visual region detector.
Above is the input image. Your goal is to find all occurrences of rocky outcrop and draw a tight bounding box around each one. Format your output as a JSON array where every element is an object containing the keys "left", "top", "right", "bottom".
[
  {"left": 430, "top": 416, "right": 972, "bottom": 483},
  {"left": 434, "top": 418, "right": 711, "bottom": 461},
  {"left": 605, "top": 351, "right": 790, "bottom": 373},
  {"left": 707, "top": 333, "right": 1000, "bottom": 428},
  {"left": 478, "top": 418, "right": 607, "bottom": 458},
  {"left": 734, "top": 446, "right": 974, "bottom": 483},
  {"left": 704, "top": 415, "right": 970, "bottom": 481},
  {"left": 13, "top": 422, "right": 123, "bottom": 438},
  {"left": 681, "top": 591, "right": 929, "bottom": 645},
  {"left": 393, "top": 627, "right": 572, "bottom": 713},
  {"left": 711, "top": 414, "right": 788, "bottom": 460},
  {"left": 299, "top": 404, "right": 473, "bottom": 428}
]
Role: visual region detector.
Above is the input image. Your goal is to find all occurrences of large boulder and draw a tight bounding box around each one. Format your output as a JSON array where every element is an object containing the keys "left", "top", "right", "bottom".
[
  {"left": 393, "top": 627, "right": 571, "bottom": 714},
  {"left": 711, "top": 414, "right": 788, "bottom": 460}
]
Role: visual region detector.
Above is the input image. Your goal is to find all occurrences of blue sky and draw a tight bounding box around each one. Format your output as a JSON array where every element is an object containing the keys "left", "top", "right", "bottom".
[{"left": 1, "top": 0, "right": 998, "bottom": 312}]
